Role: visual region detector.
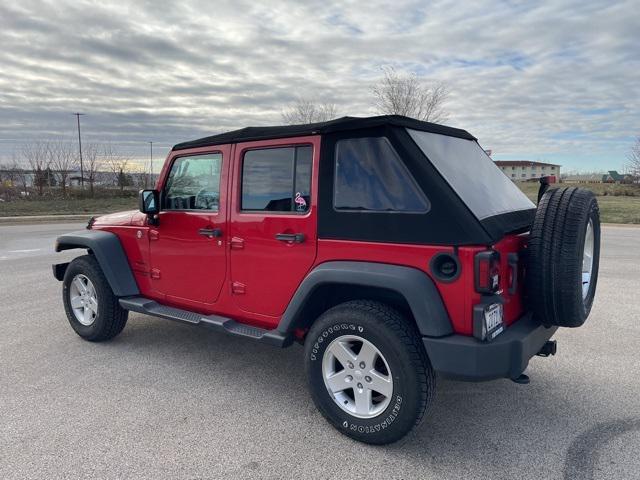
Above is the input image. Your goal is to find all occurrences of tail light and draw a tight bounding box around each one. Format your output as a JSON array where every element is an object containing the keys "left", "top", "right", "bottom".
[
  {"left": 474, "top": 250, "right": 500, "bottom": 294},
  {"left": 473, "top": 249, "right": 504, "bottom": 341}
]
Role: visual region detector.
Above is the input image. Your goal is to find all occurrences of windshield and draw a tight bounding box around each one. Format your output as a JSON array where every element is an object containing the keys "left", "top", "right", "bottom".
[{"left": 407, "top": 129, "right": 535, "bottom": 220}]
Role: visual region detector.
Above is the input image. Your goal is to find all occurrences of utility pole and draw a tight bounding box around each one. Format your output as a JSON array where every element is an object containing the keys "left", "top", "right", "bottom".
[
  {"left": 148, "top": 141, "right": 153, "bottom": 188},
  {"left": 72, "top": 113, "right": 85, "bottom": 189}
]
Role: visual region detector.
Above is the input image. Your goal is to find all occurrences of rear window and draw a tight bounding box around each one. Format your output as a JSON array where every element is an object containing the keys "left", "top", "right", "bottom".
[
  {"left": 407, "top": 129, "right": 535, "bottom": 219},
  {"left": 334, "top": 137, "right": 429, "bottom": 212}
]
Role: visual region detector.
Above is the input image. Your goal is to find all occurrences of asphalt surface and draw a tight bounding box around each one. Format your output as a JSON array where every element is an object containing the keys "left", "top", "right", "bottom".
[{"left": 1, "top": 223, "right": 639, "bottom": 480}]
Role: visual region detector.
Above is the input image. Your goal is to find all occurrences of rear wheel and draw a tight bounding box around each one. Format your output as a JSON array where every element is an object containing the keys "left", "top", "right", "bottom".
[
  {"left": 527, "top": 187, "right": 600, "bottom": 327},
  {"left": 304, "top": 300, "right": 435, "bottom": 444},
  {"left": 62, "top": 255, "right": 128, "bottom": 341}
]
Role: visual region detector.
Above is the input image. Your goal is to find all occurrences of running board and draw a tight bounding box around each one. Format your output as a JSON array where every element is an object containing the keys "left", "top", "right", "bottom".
[{"left": 119, "top": 296, "right": 292, "bottom": 347}]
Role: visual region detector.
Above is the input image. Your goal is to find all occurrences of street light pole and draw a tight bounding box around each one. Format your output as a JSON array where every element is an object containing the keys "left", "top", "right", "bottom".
[
  {"left": 72, "top": 113, "right": 85, "bottom": 189},
  {"left": 148, "top": 141, "right": 153, "bottom": 188}
]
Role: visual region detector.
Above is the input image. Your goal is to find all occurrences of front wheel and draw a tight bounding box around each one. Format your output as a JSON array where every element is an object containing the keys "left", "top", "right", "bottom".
[
  {"left": 62, "top": 255, "right": 128, "bottom": 341},
  {"left": 304, "top": 300, "right": 436, "bottom": 444}
]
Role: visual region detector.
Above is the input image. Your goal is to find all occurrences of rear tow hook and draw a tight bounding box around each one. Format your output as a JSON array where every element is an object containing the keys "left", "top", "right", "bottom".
[{"left": 536, "top": 340, "right": 557, "bottom": 358}]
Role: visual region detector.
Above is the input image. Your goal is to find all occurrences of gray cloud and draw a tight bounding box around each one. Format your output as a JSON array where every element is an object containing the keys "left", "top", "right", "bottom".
[{"left": 0, "top": 0, "right": 638, "bottom": 170}]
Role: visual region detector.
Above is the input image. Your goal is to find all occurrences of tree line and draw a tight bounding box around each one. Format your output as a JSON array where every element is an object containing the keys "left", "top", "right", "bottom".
[{"left": 0, "top": 141, "right": 153, "bottom": 199}]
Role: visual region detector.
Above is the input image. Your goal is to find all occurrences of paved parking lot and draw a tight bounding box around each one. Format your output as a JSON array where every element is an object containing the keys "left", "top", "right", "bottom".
[{"left": 1, "top": 223, "right": 639, "bottom": 479}]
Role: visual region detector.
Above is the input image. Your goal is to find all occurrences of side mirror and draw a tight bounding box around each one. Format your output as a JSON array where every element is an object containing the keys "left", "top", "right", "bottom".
[{"left": 139, "top": 189, "right": 159, "bottom": 215}]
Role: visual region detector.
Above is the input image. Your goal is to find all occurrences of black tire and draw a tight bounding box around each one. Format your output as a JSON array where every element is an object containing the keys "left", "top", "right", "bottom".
[
  {"left": 527, "top": 187, "right": 600, "bottom": 327},
  {"left": 304, "top": 300, "right": 435, "bottom": 445},
  {"left": 62, "top": 254, "right": 128, "bottom": 341}
]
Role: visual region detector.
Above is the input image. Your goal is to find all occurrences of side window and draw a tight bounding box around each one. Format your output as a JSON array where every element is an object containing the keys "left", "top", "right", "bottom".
[
  {"left": 334, "top": 137, "right": 429, "bottom": 212},
  {"left": 164, "top": 153, "right": 222, "bottom": 211},
  {"left": 241, "top": 146, "right": 312, "bottom": 213}
]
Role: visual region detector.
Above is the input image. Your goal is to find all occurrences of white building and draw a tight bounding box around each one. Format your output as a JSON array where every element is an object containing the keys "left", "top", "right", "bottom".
[{"left": 494, "top": 161, "right": 561, "bottom": 182}]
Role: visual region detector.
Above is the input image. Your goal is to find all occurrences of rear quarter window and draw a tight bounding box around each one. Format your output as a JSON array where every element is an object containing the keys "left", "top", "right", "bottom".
[{"left": 334, "top": 137, "right": 430, "bottom": 213}]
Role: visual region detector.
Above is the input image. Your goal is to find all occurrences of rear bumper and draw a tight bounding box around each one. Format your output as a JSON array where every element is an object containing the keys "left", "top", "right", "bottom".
[{"left": 422, "top": 313, "right": 557, "bottom": 381}]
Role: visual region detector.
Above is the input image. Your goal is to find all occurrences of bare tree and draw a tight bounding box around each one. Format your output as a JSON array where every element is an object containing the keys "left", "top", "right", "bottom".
[
  {"left": 48, "top": 140, "right": 76, "bottom": 197},
  {"left": 21, "top": 141, "right": 50, "bottom": 196},
  {"left": 0, "top": 161, "right": 13, "bottom": 186},
  {"left": 282, "top": 98, "right": 338, "bottom": 124},
  {"left": 82, "top": 143, "right": 101, "bottom": 196},
  {"left": 8, "top": 155, "right": 29, "bottom": 195},
  {"left": 101, "top": 144, "right": 131, "bottom": 191},
  {"left": 628, "top": 136, "right": 640, "bottom": 177},
  {"left": 372, "top": 66, "right": 449, "bottom": 123}
]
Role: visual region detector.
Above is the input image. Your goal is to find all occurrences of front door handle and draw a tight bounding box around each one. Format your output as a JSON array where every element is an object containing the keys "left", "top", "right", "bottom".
[
  {"left": 275, "top": 233, "right": 305, "bottom": 243},
  {"left": 199, "top": 227, "right": 222, "bottom": 238}
]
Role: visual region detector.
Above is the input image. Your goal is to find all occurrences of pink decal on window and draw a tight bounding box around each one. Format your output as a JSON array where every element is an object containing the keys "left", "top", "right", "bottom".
[{"left": 295, "top": 192, "right": 307, "bottom": 211}]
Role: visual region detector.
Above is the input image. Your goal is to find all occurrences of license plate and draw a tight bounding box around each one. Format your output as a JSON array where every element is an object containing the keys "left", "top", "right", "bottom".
[{"left": 484, "top": 304, "right": 503, "bottom": 338}]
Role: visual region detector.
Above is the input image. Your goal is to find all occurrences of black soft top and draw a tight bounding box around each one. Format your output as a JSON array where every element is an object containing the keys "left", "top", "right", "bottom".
[{"left": 172, "top": 115, "right": 476, "bottom": 151}]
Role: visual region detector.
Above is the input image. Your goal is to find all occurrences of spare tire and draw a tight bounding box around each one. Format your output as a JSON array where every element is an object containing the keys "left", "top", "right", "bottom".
[{"left": 527, "top": 187, "right": 600, "bottom": 327}]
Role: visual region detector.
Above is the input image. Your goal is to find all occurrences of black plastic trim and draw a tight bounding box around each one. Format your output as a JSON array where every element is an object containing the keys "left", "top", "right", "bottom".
[
  {"left": 277, "top": 261, "right": 453, "bottom": 337},
  {"left": 119, "top": 296, "right": 292, "bottom": 347},
  {"left": 54, "top": 230, "right": 139, "bottom": 297},
  {"left": 480, "top": 208, "right": 535, "bottom": 240},
  {"left": 423, "top": 312, "right": 558, "bottom": 381},
  {"left": 52, "top": 262, "right": 69, "bottom": 281}
]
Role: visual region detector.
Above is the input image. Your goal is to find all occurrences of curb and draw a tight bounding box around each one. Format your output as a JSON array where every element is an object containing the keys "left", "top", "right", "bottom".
[{"left": 0, "top": 214, "right": 94, "bottom": 225}]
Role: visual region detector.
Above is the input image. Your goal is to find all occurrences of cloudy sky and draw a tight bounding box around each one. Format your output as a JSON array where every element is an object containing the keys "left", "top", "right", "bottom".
[{"left": 1, "top": 0, "right": 638, "bottom": 171}]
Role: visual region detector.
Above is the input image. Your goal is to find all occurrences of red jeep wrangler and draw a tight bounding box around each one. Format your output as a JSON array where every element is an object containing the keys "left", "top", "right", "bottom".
[{"left": 53, "top": 115, "right": 600, "bottom": 444}]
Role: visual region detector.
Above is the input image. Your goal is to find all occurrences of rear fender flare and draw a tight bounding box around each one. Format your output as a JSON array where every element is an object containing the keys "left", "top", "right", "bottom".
[
  {"left": 278, "top": 261, "right": 453, "bottom": 337},
  {"left": 55, "top": 230, "right": 139, "bottom": 297}
]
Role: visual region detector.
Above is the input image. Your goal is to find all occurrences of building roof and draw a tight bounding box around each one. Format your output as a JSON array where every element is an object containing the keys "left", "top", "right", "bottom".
[
  {"left": 172, "top": 115, "right": 476, "bottom": 151},
  {"left": 603, "top": 170, "right": 625, "bottom": 181},
  {"left": 494, "top": 160, "right": 560, "bottom": 167}
]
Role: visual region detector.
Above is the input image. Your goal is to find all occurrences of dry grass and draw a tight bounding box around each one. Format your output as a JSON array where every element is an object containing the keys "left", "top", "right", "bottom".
[
  {"left": 517, "top": 182, "right": 640, "bottom": 224},
  {"left": 0, "top": 196, "right": 137, "bottom": 217}
]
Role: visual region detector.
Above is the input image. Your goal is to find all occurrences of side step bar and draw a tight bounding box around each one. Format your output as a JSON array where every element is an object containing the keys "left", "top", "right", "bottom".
[{"left": 119, "top": 296, "right": 292, "bottom": 347}]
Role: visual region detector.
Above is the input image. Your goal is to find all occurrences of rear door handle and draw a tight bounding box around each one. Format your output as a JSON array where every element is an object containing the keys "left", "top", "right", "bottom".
[
  {"left": 275, "top": 233, "right": 305, "bottom": 243},
  {"left": 198, "top": 227, "right": 222, "bottom": 238}
]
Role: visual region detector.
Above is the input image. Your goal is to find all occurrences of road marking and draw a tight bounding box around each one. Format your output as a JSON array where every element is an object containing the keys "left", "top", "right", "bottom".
[{"left": 7, "top": 248, "right": 42, "bottom": 253}]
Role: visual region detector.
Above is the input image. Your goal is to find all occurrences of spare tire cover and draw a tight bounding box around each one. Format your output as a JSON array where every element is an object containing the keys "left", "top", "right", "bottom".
[{"left": 527, "top": 187, "right": 600, "bottom": 327}]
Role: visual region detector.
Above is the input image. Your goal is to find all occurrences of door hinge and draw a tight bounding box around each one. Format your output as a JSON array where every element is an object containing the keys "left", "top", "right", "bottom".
[
  {"left": 231, "top": 281, "right": 246, "bottom": 294},
  {"left": 230, "top": 237, "right": 244, "bottom": 250},
  {"left": 150, "top": 268, "right": 161, "bottom": 279},
  {"left": 149, "top": 230, "right": 160, "bottom": 241}
]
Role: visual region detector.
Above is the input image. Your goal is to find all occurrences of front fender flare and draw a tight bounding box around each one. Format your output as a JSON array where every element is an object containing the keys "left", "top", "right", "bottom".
[
  {"left": 55, "top": 230, "right": 139, "bottom": 297},
  {"left": 277, "top": 261, "right": 453, "bottom": 337}
]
